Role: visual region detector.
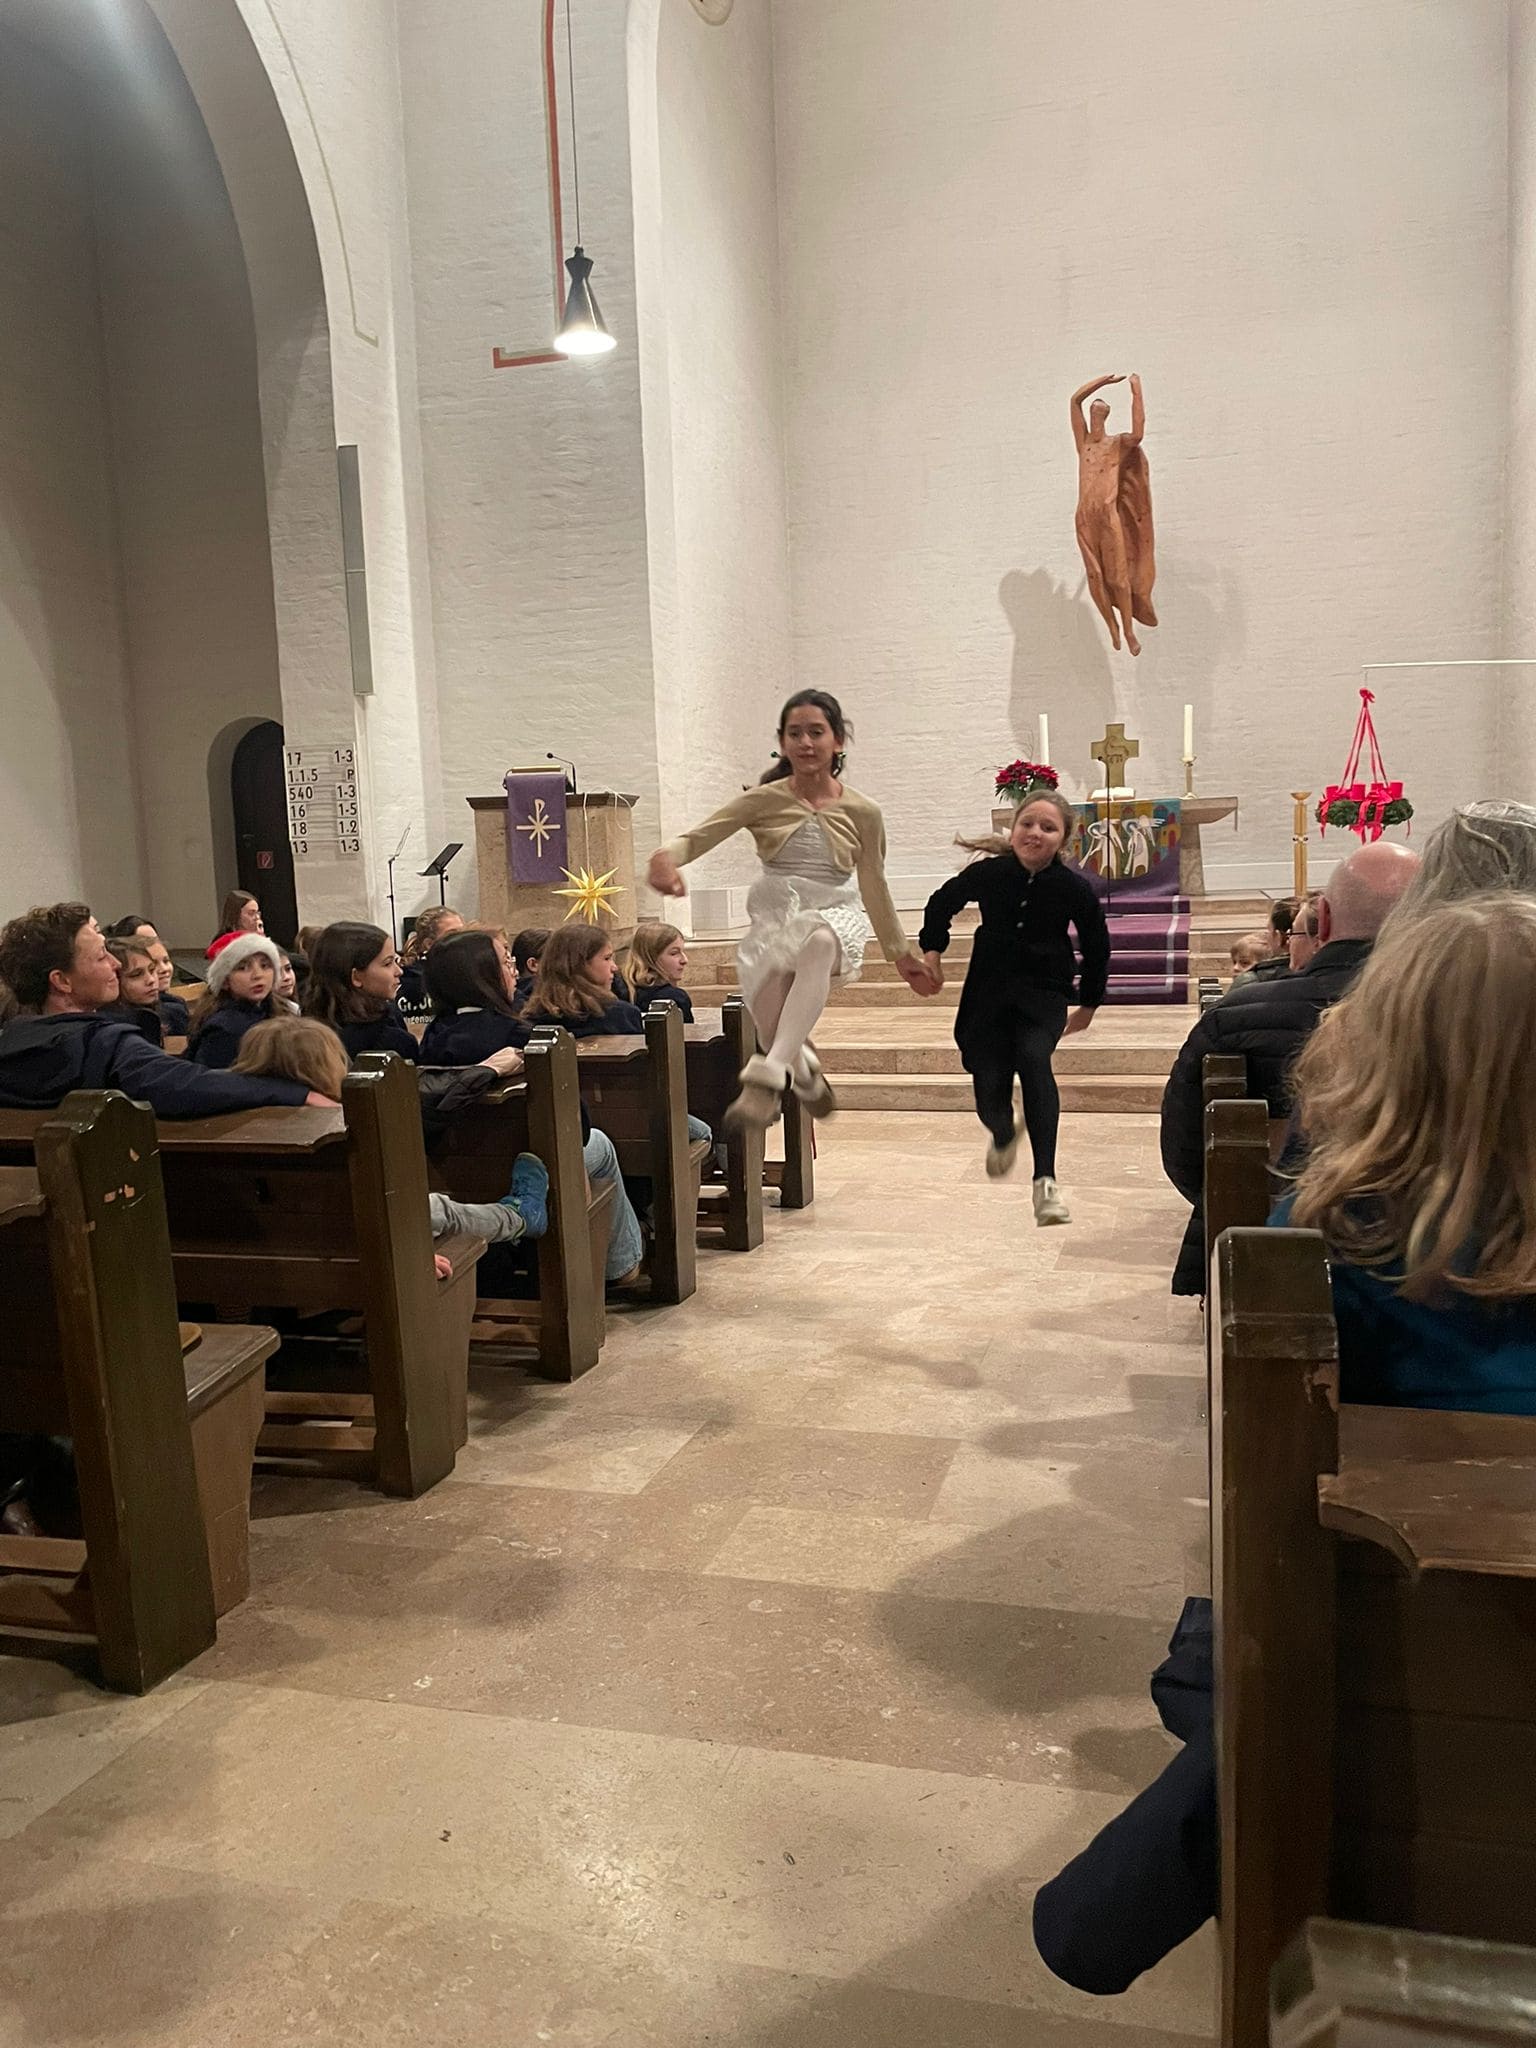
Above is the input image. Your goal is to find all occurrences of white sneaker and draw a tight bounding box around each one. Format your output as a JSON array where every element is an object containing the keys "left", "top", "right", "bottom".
[
  {"left": 1032, "top": 1176, "right": 1071, "bottom": 1225},
  {"left": 985, "top": 1132, "right": 1020, "bottom": 1179}
]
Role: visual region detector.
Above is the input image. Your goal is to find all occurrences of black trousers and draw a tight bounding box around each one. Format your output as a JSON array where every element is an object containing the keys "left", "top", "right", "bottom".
[{"left": 965, "top": 989, "right": 1069, "bottom": 1176}]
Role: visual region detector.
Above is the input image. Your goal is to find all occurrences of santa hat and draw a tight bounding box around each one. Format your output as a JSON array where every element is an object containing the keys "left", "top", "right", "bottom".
[{"left": 204, "top": 933, "right": 283, "bottom": 997}]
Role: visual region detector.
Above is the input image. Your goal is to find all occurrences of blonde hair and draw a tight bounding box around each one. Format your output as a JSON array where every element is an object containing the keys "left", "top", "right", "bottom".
[
  {"left": 955, "top": 790, "right": 1076, "bottom": 862},
  {"left": 626, "top": 921, "right": 684, "bottom": 991},
  {"left": 401, "top": 906, "right": 465, "bottom": 964},
  {"left": 1289, "top": 893, "right": 1536, "bottom": 1301},
  {"left": 1230, "top": 931, "right": 1268, "bottom": 970},
  {"left": 233, "top": 1015, "right": 350, "bottom": 1100},
  {"left": 523, "top": 922, "right": 611, "bottom": 1022}
]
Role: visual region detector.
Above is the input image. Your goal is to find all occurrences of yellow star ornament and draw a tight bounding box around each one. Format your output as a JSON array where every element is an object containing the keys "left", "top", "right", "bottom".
[{"left": 554, "top": 865, "right": 621, "bottom": 923}]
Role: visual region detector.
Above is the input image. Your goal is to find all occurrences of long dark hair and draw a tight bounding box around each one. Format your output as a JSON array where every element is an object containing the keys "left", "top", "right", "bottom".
[
  {"left": 759, "top": 691, "right": 851, "bottom": 784},
  {"left": 217, "top": 889, "right": 261, "bottom": 936},
  {"left": 424, "top": 931, "right": 518, "bottom": 1019},
  {"left": 523, "top": 923, "right": 612, "bottom": 1022},
  {"left": 302, "top": 922, "right": 393, "bottom": 1028}
]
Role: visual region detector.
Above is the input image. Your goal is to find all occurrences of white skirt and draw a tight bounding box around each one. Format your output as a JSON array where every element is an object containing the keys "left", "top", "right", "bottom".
[{"left": 735, "top": 868, "right": 873, "bottom": 1008}]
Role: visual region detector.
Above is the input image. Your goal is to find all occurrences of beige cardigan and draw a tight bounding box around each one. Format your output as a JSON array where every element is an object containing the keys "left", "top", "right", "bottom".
[{"left": 664, "top": 782, "right": 916, "bottom": 964}]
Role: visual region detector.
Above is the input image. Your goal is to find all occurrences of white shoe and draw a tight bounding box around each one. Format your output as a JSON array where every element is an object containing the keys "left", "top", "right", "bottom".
[
  {"left": 985, "top": 1132, "right": 1020, "bottom": 1179},
  {"left": 790, "top": 1047, "right": 837, "bottom": 1119},
  {"left": 1032, "top": 1176, "right": 1071, "bottom": 1225},
  {"left": 725, "top": 1053, "right": 788, "bottom": 1132}
]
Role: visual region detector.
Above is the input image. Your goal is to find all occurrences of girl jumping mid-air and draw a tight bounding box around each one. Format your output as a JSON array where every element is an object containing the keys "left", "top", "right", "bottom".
[
  {"left": 920, "top": 791, "right": 1110, "bottom": 1225},
  {"left": 647, "top": 691, "right": 937, "bottom": 1128}
]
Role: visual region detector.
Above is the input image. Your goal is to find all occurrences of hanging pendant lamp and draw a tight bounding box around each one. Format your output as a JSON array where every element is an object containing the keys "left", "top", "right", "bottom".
[{"left": 554, "top": 0, "right": 616, "bottom": 357}]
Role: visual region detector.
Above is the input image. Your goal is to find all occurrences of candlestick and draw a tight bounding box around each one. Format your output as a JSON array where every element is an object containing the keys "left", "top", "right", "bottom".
[
  {"left": 1038, "top": 712, "right": 1049, "bottom": 765},
  {"left": 1182, "top": 703, "right": 1193, "bottom": 762},
  {"left": 1183, "top": 757, "right": 1195, "bottom": 796},
  {"left": 1291, "top": 790, "right": 1311, "bottom": 901}
]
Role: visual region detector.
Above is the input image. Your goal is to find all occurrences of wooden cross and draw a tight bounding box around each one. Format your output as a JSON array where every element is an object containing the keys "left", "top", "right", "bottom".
[{"left": 1091, "top": 722, "right": 1140, "bottom": 791}]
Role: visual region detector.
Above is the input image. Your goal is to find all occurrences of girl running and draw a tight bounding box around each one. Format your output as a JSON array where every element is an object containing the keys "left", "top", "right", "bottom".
[
  {"left": 647, "top": 691, "right": 936, "bottom": 1127},
  {"left": 920, "top": 791, "right": 1110, "bottom": 1224}
]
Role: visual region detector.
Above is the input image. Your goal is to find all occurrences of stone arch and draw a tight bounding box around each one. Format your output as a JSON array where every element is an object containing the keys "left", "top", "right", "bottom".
[{"left": 142, "top": 0, "right": 362, "bottom": 924}]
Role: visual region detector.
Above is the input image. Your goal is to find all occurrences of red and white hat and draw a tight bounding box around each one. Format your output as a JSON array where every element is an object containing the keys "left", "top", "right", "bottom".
[{"left": 204, "top": 932, "right": 283, "bottom": 997}]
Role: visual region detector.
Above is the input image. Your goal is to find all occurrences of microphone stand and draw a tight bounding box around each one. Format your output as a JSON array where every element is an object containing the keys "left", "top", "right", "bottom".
[
  {"left": 545, "top": 752, "right": 578, "bottom": 794},
  {"left": 385, "top": 824, "right": 410, "bottom": 948}
]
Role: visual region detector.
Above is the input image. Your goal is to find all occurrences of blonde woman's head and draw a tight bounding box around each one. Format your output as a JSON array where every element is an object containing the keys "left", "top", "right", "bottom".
[
  {"left": 233, "top": 1015, "right": 350, "bottom": 1101},
  {"left": 626, "top": 921, "right": 687, "bottom": 991},
  {"left": 1290, "top": 892, "right": 1536, "bottom": 1301}
]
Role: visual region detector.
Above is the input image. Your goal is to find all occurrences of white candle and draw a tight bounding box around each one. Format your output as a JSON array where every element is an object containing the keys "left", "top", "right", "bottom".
[
  {"left": 1038, "top": 713, "right": 1049, "bottom": 764},
  {"left": 1182, "top": 703, "right": 1194, "bottom": 761}
]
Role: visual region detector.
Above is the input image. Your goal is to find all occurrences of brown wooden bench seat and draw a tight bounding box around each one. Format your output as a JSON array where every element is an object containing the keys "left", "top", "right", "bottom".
[
  {"left": 0, "top": 1053, "right": 485, "bottom": 1501},
  {"left": 0, "top": 1090, "right": 278, "bottom": 1690},
  {"left": 688, "top": 997, "right": 815, "bottom": 1222},
  {"left": 566, "top": 1003, "right": 710, "bottom": 1305},
  {"left": 1210, "top": 1226, "right": 1536, "bottom": 2046},
  {"left": 426, "top": 1028, "right": 614, "bottom": 1381}
]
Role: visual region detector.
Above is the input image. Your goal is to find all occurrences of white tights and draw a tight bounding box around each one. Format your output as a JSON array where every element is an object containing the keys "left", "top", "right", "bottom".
[{"left": 746, "top": 925, "right": 838, "bottom": 1075}]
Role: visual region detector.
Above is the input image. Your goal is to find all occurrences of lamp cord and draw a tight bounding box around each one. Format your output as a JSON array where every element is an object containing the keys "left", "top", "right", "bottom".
[{"left": 565, "top": 0, "right": 582, "bottom": 247}]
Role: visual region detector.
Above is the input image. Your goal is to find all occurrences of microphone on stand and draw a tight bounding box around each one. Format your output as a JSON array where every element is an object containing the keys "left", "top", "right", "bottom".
[{"left": 546, "top": 752, "right": 578, "bottom": 794}]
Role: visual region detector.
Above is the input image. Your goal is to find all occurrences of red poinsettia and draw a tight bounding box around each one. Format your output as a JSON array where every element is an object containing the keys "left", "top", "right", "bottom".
[{"left": 995, "top": 759, "right": 1060, "bottom": 798}]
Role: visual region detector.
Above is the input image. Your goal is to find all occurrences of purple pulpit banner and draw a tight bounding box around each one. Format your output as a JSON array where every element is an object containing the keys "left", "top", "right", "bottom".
[{"left": 505, "top": 771, "right": 569, "bottom": 884}]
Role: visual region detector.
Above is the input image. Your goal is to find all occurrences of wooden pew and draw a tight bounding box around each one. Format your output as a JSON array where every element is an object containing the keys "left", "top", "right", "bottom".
[
  {"left": 425, "top": 1028, "right": 615, "bottom": 1381},
  {"left": 1272, "top": 1918, "right": 1536, "bottom": 2046},
  {"left": 686, "top": 998, "right": 764, "bottom": 1252},
  {"left": 1210, "top": 1226, "right": 1536, "bottom": 2048},
  {"left": 1199, "top": 976, "right": 1224, "bottom": 1013},
  {"left": 0, "top": 1091, "right": 276, "bottom": 1691},
  {"left": 688, "top": 998, "right": 814, "bottom": 1219},
  {"left": 1203, "top": 1093, "right": 1272, "bottom": 1276},
  {"left": 0, "top": 1055, "right": 483, "bottom": 1501},
  {"left": 1203, "top": 1050, "right": 1247, "bottom": 1109},
  {"left": 561, "top": 1004, "right": 708, "bottom": 1307},
  {"left": 767, "top": 1089, "right": 815, "bottom": 1211}
]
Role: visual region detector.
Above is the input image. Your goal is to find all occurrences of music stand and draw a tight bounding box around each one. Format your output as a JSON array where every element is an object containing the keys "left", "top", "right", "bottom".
[{"left": 420, "top": 843, "right": 463, "bottom": 908}]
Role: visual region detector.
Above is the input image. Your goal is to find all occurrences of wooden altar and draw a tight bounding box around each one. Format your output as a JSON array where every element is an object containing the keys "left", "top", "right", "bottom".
[{"left": 467, "top": 791, "right": 638, "bottom": 935}]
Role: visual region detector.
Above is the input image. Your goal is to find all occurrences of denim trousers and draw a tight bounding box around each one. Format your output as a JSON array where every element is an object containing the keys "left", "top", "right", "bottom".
[{"left": 584, "top": 1128, "right": 644, "bottom": 1279}]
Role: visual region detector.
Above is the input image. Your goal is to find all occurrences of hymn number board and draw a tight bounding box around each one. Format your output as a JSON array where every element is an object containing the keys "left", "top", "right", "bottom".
[{"left": 285, "top": 743, "right": 365, "bottom": 860}]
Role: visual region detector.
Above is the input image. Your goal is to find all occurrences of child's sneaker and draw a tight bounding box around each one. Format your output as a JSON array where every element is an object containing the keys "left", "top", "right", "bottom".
[
  {"left": 985, "top": 1130, "right": 1020, "bottom": 1178},
  {"left": 501, "top": 1152, "right": 550, "bottom": 1238},
  {"left": 1032, "top": 1176, "right": 1071, "bottom": 1225}
]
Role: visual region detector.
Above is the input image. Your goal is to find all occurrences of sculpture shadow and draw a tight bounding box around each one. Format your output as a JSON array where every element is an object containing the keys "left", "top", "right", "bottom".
[{"left": 1000, "top": 567, "right": 1117, "bottom": 793}]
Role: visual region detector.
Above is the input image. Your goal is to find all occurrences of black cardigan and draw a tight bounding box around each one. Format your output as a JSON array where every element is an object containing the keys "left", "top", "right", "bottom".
[
  {"left": 338, "top": 1002, "right": 419, "bottom": 1064},
  {"left": 419, "top": 1007, "right": 531, "bottom": 1066},
  {"left": 187, "top": 998, "right": 272, "bottom": 1071},
  {"left": 920, "top": 854, "right": 1111, "bottom": 1044},
  {"left": 521, "top": 998, "right": 645, "bottom": 1040},
  {"left": 633, "top": 982, "right": 694, "bottom": 1023}
]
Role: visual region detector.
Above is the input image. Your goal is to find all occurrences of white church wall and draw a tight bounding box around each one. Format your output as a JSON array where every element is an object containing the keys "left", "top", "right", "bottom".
[
  {"left": 0, "top": 29, "right": 146, "bottom": 922},
  {"left": 90, "top": 27, "right": 285, "bottom": 947},
  {"left": 148, "top": 0, "right": 439, "bottom": 931},
  {"left": 1503, "top": 1, "right": 1536, "bottom": 782},
  {"left": 631, "top": 0, "right": 794, "bottom": 917},
  {"left": 771, "top": 0, "right": 1509, "bottom": 896},
  {"left": 401, "top": 0, "right": 662, "bottom": 916}
]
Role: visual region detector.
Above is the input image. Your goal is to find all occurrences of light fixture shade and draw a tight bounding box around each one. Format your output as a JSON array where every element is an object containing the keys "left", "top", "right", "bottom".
[{"left": 555, "top": 246, "right": 616, "bottom": 356}]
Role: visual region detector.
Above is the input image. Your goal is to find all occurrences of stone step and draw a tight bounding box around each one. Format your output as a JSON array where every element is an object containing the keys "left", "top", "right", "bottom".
[
  {"left": 831, "top": 1072, "right": 1165, "bottom": 1113},
  {"left": 818, "top": 1039, "right": 1174, "bottom": 1076}
]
